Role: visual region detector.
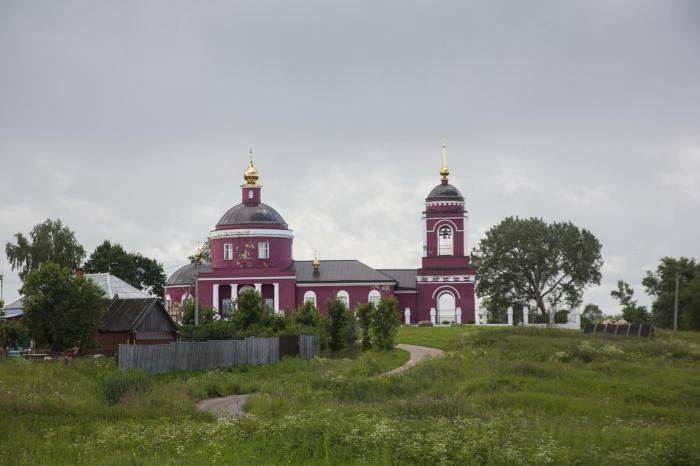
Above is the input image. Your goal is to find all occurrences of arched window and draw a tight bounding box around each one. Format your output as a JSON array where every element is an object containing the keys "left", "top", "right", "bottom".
[
  {"left": 303, "top": 290, "right": 317, "bottom": 307},
  {"left": 437, "top": 292, "right": 456, "bottom": 324},
  {"left": 438, "top": 225, "right": 453, "bottom": 256},
  {"left": 368, "top": 289, "right": 381, "bottom": 305},
  {"left": 336, "top": 290, "right": 350, "bottom": 307}
]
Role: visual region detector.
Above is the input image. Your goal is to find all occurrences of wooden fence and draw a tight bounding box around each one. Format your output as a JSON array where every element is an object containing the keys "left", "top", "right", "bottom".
[{"left": 118, "top": 335, "right": 319, "bottom": 374}]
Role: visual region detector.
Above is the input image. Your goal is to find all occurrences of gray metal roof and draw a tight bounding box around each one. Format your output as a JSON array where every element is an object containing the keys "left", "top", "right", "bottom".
[
  {"left": 166, "top": 262, "right": 213, "bottom": 286},
  {"left": 378, "top": 269, "right": 417, "bottom": 290},
  {"left": 290, "top": 260, "right": 396, "bottom": 284},
  {"left": 217, "top": 203, "right": 287, "bottom": 227},
  {"left": 427, "top": 183, "right": 464, "bottom": 200},
  {"left": 103, "top": 298, "right": 177, "bottom": 332},
  {"left": 85, "top": 273, "right": 152, "bottom": 299},
  {"left": 1, "top": 299, "right": 23, "bottom": 319}
]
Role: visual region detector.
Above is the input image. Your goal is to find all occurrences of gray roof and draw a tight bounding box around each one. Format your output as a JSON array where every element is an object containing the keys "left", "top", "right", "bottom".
[
  {"left": 290, "top": 260, "right": 396, "bottom": 284},
  {"left": 1, "top": 298, "right": 24, "bottom": 319},
  {"left": 85, "top": 273, "right": 152, "bottom": 299},
  {"left": 103, "top": 298, "right": 177, "bottom": 332},
  {"left": 427, "top": 183, "right": 464, "bottom": 200},
  {"left": 378, "top": 269, "right": 417, "bottom": 290},
  {"left": 166, "top": 262, "right": 213, "bottom": 286},
  {"left": 217, "top": 202, "right": 287, "bottom": 227}
]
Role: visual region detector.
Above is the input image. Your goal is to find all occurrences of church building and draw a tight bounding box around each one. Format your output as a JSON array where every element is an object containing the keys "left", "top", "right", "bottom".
[{"left": 164, "top": 144, "right": 476, "bottom": 324}]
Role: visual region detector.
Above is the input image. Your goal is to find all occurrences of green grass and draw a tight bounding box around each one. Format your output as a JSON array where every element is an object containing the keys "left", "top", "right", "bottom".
[
  {"left": 397, "top": 324, "right": 479, "bottom": 349},
  {"left": 1, "top": 329, "right": 700, "bottom": 465}
]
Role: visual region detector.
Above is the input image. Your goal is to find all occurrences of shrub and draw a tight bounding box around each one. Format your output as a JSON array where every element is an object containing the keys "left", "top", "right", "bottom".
[
  {"left": 369, "top": 297, "right": 400, "bottom": 351},
  {"left": 292, "top": 302, "right": 322, "bottom": 327},
  {"left": 327, "top": 299, "right": 350, "bottom": 351},
  {"left": 344, "top": 308, "right": 358, "bottom": 348},
  {"left": 180, "top": 298, "right": 217, "bottom": 325},
  {"left": 357, "top": 353, "right": 383, "bottom": 376},
  {"left": 232, "top": 289, "right": 271, "bottom": 329},
  {"left": 418, "top": 321, "right": 433, "bottom": 327},
  {"left": 355, "top": 303, "right": 374, "bottom": 350},
  {"left": 102, "top": 369, "right": 151, "bottom": 405}
]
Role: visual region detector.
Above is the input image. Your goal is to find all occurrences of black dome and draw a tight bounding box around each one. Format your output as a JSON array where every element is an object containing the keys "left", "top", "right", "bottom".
[
  {"left": 166, "top": 262, "right": 212, "bottom": 286},
  {"left": 427, "top": 183, "right": 464, "bottom": 199},
  {"left": 217, "top": 203, "right": 287, "bottom": 227}
]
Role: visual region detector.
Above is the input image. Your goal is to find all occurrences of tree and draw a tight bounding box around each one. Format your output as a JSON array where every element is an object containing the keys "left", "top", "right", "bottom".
[
  {"left": 231, "top": 289, "right": 270, "bottom": 330},
  {"left": 355, "top": 302, "right": 374, "bottom": 350},
  {"left": 21, "top": 262, "right": 106, "bottom": 352},
  {"left": 369, "top": 297, "right": 400, "bottom": 351},
  {"left": 188, "top": 238, "right": 211, "bottom": 263},
  {"left": 293, "top": 301, "right": 322, "bottom": 328},
  {"left": 610, "top": 280, "right": 649, "bottom": 324},
  {"left": 83, "top": 240, "right": 167, "bottom": 297},
  {"left": 326, "top": 298, "right": 350, "bottom": 351},
  {"left": 581, "top": 303, "right": 604, "bottom": 327},
  {"left": 682, "top": 273, "right": 700, "bottom": 331},
  {"left": 471, "top": 217, "right": 603, "bottom": 321},
  {"left": 642, "top": 257, "right": 698, "bottom": 329},
  {"left": 179, "top": 298, "right": 217, "bottom": 325},
  {"left": 6, "top": 219, "right": 85, "bottom": 281}
]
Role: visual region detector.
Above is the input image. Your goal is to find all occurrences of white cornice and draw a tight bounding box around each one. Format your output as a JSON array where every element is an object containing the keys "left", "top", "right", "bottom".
[{"left": 209, "top": 228, "right": 294, "bottom": 239}]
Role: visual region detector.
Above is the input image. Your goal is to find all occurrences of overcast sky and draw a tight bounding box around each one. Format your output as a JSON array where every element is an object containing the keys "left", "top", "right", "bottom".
[{"left": 1, "top": 1, "right": 699, "bottom": 313}]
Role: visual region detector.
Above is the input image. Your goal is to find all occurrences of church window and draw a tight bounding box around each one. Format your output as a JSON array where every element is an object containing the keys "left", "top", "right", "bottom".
[
  {"left": 224, "top": 243, "right": 233, "bottom": 260},
  {"left": 303, "top": 291, "right": 317, "bottom": 307},
  {"left": 438, "top": 225, "right": 453, "bottom": 256},
  {"left": 248, "top": 190, "right": 254, "bottom": 199},
  {"left": 222, "top": 299, "right": 233, "bottom": 318},
  {"left": 258, "top": 241, "right": 269, "bottom": 259},
  {"left": 368, "top": 289, "right": 381, "bottom": 305},
  {"left": 336, "top": 290, "right": 350, "bottom": 307}
]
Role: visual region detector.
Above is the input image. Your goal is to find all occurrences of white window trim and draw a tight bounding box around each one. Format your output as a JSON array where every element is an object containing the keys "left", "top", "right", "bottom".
[
  {"left": 223, "top": 243, "right": 233, "bottom": 260},
  {"left": 368, "top": 289, "right": 381, "bottom": 305},
  {"left": 336, "top": 290, "right": 350, "bottom": 307},
  {"left": 303, "top": 290, "right": 317, "bottom": 306},
  {"left": 258, "top": 241, "right": 270, "bottom": 259}
]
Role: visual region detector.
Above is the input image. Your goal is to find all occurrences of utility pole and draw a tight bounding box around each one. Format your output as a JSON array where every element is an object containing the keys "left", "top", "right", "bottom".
[
  {"left": 193, "top": 246, "right": 203, "bottom": 326},
  {"left": 674, "top": 273, "right": 680, "bottom": 332}
]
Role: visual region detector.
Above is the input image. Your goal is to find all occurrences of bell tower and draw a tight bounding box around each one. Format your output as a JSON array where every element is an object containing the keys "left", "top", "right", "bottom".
[{"left": 416, "top": 142, "right": 476, "bottom": 325}]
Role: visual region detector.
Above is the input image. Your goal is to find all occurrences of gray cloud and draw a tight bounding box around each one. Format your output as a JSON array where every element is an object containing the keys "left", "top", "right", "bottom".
[{"left": 1, "top": 0, "right": 699, "bottom": 313}]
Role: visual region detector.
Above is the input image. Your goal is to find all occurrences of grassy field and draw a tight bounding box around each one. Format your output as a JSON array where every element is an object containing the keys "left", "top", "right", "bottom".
[{"left": 1, "top": 328, "right": 699, "bottom": 465}]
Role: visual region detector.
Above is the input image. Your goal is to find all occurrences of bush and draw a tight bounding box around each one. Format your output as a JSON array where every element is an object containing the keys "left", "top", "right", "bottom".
[
  {"left": 418, "top": 321, "right": 433, "bottom": 327},
  {"left": 369, "top": 297, "right": 400, "bottom": 351},
  {"left": 102, "top": 369, "right": 151, "bottom": 405},
  {"left": 355, "top": 303, "right": 374, "bottom": 350},
  {"left": 344, "top": 308, "right": 358, "bottom": 348},
  {"left": 180, "top": 299, "right": 217, "bottom": 325},
  {"left": 327, "top": 299, "right": 350, "bottom": 351}
]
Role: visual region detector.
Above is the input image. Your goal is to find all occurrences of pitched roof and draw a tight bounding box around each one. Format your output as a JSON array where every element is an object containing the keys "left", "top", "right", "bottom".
[
  {"left": 378, "top": 269, "right": 417, "bottom": 290},
  {"left": 85, "top": 273, "right": 152, "bottom": 299},
  {"left": 1, "top": 298, "right": 24, "bottom": 319},
  {"left": 102, "top": 298, "right": 176, "bottom": 332},
  {"left": 290, "top": 260, "right": 396, "bottom": 284}
]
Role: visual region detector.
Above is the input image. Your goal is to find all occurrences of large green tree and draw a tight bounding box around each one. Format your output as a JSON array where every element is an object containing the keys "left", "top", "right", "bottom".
[
  {"left": 6, "top": 219, "right": 85, "bottom": 281},
  {"left": 471, "top": 217, "right": 603, "bottom": 321},
  {"left": 21, "top": 262, "right": 106, "bottom": 352},
  {"left": 83, "top": 240, "right": 167, "bottom": 297},
  {"left": 610, "top": 280, "right": 649, "bottom": 324},
  {"left": 642, "top": 257, "right": 698, "bottom": 329},
  {"left": 580, "top": 303, "right": 604, "bottom": 326}
]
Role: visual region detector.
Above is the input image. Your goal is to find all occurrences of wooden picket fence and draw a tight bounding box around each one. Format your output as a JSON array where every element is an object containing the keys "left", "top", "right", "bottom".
[{"left": 118, "top": 335, "right": 319, "bottom": 374}]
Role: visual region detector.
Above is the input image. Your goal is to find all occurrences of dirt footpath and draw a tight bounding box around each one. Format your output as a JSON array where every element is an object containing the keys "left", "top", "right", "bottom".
[{"left": 381, "top": 343, "right": 445, "bottom": 377}]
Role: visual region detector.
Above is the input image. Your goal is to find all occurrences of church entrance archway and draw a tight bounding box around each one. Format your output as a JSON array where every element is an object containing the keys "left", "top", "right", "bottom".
[{"left": 437, "top": 292, "right": 456, "bottom": 324}]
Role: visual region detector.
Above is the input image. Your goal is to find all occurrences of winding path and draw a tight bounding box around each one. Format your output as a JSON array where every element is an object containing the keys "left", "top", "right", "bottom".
[
  {"left": 381, "top": 343, "right": 445, "bottom": 377},
  {"left": 197, "top": 344, "right": 445, "bottom": 419}
]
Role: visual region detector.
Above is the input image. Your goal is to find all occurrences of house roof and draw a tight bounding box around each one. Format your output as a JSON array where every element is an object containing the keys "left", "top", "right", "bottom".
[
  {"left": 85, "top": 273, "right": 152, "bottom": 299},
  {"left": 2, "top": 298, "right": 24, "bottom": 319},
  {"left": 290, "top": 260, "right": 396, "bottom": 284},
  {"left": 102, "top": 298, "right": 176, "bottom": 332},
  {"left": 377, "top": 269, "right": 417, "bottom": 290}
]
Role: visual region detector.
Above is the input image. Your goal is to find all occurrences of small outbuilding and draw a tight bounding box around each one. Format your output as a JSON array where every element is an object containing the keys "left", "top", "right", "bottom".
[{"left": 97, "top": 298, "right": 178, "bottom": 355}]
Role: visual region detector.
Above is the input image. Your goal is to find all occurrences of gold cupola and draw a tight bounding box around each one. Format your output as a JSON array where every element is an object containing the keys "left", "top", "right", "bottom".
[
  {"left": 440, "top": 141, "right": 449, "bottom": 182},
  {"left": 312, "top": 250, "right": 321, "bottom": 273},
  {"left": 243, "top": 154, "right": 259, "bottom": 186}
]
